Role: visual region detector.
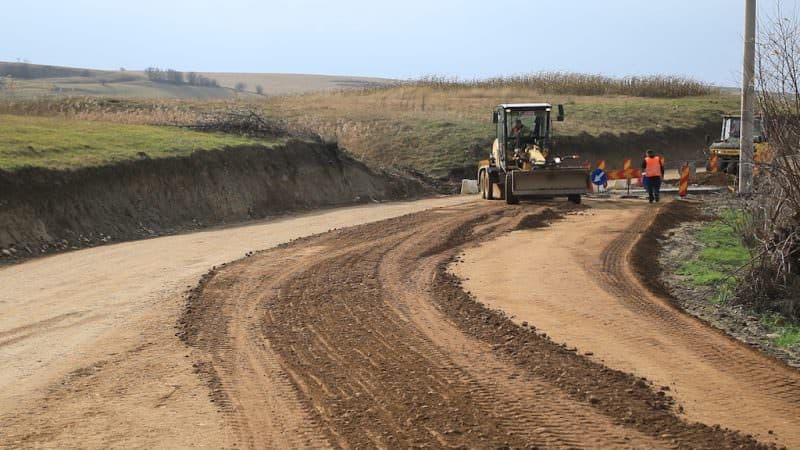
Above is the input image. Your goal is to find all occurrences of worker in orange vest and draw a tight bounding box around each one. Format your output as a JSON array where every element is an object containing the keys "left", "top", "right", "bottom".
[{"left": 641, "top": 150, "right": 664, "bottom": 203}]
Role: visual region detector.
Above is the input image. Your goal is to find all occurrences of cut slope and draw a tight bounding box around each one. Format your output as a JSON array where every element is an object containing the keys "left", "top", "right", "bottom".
[{"left": 0, "top": 140, "right": 429, "bottom": 259}]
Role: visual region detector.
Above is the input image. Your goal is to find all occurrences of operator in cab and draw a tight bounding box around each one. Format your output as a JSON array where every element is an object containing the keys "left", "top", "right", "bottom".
[
  {"left": 641, "top": 149, "right": 665, "bottom": 203},
  {"left": 510, "top": 119, "right": 529, "bottom": 140}
]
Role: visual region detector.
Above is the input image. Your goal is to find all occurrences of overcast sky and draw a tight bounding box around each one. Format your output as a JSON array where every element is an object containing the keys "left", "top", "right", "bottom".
[{"left": 2, "top": 0, "right": 798, "bottom": 85}]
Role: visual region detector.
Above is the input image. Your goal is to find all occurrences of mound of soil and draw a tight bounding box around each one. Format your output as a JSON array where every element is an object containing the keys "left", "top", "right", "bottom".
[
  {"left": 0, "top": 140, "right": 430, "bottom": 261},
  {"left": 692, "top": 171, "right": 735, "bottom": 186},
  {"left": 557, "top": 121, "right": 718, "bottom": 169}
]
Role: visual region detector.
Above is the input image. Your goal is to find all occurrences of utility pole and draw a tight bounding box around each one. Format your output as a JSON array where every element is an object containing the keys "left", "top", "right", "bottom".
[{"left": 739, "top": 0, "right": 756, "bottom": 194}]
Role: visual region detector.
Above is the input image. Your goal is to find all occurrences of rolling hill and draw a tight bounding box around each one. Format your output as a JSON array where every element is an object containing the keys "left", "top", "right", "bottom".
[{"left": 0, "top": 61, "right": 394, "bottom": 99}]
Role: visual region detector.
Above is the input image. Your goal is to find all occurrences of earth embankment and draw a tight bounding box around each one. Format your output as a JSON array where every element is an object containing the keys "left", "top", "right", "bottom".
[{"left": 0, "top": 140, "right": 428, "bottom": 259}]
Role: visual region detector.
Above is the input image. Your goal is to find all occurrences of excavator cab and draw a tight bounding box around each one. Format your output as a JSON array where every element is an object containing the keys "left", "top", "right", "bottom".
[{"left": 708, "top": 115, "right": 767, "bottom": 173}]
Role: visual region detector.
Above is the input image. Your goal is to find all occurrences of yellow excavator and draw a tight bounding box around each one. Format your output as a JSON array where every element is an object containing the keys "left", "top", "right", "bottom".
[
  {"left": 477, "top": 103, "right": 589, "bottom": 204},
  {"left": 706, "top": 114, "right": 768, "bottom": 173}
]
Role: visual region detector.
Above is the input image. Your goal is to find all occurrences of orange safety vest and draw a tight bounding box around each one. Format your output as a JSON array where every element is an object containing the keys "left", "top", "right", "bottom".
[{"left": 645, "top": 156, "right": 662, "bottom": 178}]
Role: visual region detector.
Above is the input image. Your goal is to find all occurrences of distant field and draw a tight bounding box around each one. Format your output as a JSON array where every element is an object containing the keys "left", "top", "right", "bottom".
[
  {"left": 0, "top": 61, "right": 393, "bottom": 99},
  {"left": 0, "top": 62, "right": 741, "bottom": 176},
  {"left": 200, "top": 72, "right": 392, "bottom": 95},
  {"left": 0, "top": 114, "right": 275, "bottom": 171},
  {"left": 261, "top": 85, "right": 740, "bottom": 175}
]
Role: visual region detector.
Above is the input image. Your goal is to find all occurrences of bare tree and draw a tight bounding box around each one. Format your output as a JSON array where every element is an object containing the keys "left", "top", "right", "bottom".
[
  {"left": 740, "top": 6, "right": 800, "bottom": 318},
  {"left": 235, "top": 82, "right": 247, "bottom": 92},
  {"left": 256, "top": 84, "right": 264, "bottom": 95}
]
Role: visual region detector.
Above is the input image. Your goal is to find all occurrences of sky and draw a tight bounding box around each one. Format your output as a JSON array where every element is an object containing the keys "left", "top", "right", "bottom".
[{"left": 2, "top": 0, "right": 799, "bottom": 86}]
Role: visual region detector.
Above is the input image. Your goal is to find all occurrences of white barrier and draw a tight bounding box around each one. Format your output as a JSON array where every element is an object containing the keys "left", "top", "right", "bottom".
[{"left": 461, "top": 179, "right": 479, "bottom": 195}]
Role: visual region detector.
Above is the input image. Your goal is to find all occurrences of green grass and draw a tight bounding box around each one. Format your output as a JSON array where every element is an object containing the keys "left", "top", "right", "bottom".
[
  {"left": 264, "top": 87, "right": 740, "bottom": 176},
  {"left": 676, "top": 210, "right": 750, "bottom": 303},
  {"left": 0, "top": 114, "right": 276, "bottom": 171},
  {"left": 761, "top": 314, "right": 800, "bottom": 348},
  {"left": 676, "top": 210, "right": 800, "bottom": 349}
]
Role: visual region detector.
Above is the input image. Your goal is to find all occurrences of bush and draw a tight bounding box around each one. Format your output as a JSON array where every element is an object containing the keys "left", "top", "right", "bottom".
[
  {"left": 145, "top": 67, "right": 219, "bottom": 88},
  {"left": 740, "top": 11, "right": 800, "bottom": 319},
  {"left": 235, "top": 82, "right": 247, "bottom": 92}
]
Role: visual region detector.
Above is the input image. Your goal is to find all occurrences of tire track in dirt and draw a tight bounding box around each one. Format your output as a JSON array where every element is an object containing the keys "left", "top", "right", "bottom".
[
  {"left": 184, "top": 202, "right": 767, "bottom": 448},
  {"left": 595, "top": 204, "right": 800, "bottom": 445},
  {"left": 181, "top": 247, "right": 335, "bottom": 449},
  {"left": 376, "top": 206, "right": 660, "bottom": 448}
]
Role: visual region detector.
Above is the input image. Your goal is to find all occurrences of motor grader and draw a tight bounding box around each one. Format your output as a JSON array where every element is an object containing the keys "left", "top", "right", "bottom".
[{"left": 477, "top": 103, "right": 589, "bottom": 204}]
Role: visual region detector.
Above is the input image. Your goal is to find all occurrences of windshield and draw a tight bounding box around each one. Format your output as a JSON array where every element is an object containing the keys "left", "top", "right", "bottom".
[
  {"left": 723, "top": 117, "right": 764, "bottom": 140},
  {"left": 507, "top": 110, "right": 550, "bottom": 140}
]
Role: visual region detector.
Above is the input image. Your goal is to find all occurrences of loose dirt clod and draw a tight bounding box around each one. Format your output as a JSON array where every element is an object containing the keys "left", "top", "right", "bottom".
[{"left": 182, "top": 202, "right": 771, "bottom": 448}]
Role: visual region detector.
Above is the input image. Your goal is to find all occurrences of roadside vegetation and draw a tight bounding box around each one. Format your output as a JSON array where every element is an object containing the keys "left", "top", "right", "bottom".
[
  {"left": 0, "top": 66, "right": 740, "bottom": 176},
  {"left": 409, "top": 72, "right": 714, "bottom": 98},
  {"left": 738, "top": 12, "right": 800, "bottom": 322},
  {"left": 676, "top": 210, "right": 750, "bottom": 303},
  {"left": 674, "top": 13, "right": 800, "bottom": 351},
  {"left": 0, "top": 114, "right": 273, "bottom": 170},
  {"left": 676, "top": 209, "right": 800, "bottom": 349},
  {"left": 264, "top": 85, "right": 737, "bottom": 175}
]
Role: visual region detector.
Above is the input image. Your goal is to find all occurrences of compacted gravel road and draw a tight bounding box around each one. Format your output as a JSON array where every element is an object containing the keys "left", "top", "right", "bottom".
[{"left": 2, "top": 196, "right": 797, "bottom": 448}]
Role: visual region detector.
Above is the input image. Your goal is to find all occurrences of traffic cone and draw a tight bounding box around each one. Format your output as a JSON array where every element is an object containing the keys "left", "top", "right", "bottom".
[{"left": 679, "top": 164, "right": 690, "bottom": 198}]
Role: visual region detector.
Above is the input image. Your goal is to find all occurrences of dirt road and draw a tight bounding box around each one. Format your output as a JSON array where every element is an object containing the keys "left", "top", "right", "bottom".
[
  {"left": 454, "top": 199, "right": 800, "bottom": 448},
  {"left": 2, "top": 196, "right": 794, "bottom": 448},
  {"left": 180, "top": 201, "right": 768, "bottom": 448},
  {"left": 0, "top": 196, "right": 470, "bottom": 448}
]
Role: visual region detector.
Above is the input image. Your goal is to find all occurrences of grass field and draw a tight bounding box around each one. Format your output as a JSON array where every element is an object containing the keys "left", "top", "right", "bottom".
[
  {"left": 0, "top": 114, "right": 275, "bottom": 171},
  {"left": 261, "top": 86, "right": 739, "bottom": 175},
  {"left": 0, "top": 62, "right": 742, "bottom": 176},
  {"left": 0, "top": 87, "right": 740, "bottom": 175}
]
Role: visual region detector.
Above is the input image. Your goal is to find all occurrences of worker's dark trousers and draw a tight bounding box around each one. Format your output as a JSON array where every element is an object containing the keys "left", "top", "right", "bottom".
[{"left": 646, "top": 176, "right": 662, "bottom": 202}]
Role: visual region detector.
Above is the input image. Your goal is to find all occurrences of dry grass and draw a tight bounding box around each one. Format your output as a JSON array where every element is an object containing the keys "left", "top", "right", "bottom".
[
  {"left": 258, "top": 85, "right": 737, "bottom": 175},
  {"left": 0, "top": 82, "right": 739, "bottom": 176},
  {"left": 408, "top": 73, "right": 714, "bottom": 98}
]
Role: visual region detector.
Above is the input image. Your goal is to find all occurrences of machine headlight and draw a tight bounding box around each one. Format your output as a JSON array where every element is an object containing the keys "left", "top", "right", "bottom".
[{"left": 554, "top": 157, "right": 562, "bottom": 164}]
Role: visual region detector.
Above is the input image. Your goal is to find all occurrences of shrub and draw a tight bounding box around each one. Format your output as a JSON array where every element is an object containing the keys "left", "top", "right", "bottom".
[{"left": 740, "top": 10, "right": 800, "bottom": 319}]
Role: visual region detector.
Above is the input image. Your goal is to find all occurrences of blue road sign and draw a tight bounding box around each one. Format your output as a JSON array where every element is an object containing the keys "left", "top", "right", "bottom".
[{"left": 590, "top": 168, "right": 608, "bottom": 186}]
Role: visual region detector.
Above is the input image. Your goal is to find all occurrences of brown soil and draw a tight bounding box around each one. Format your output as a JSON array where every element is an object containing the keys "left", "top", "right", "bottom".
[
  {"left": 630, "top": 199, "right": 701, "bottom": 302},
  {"left": 0, "top": 196, "right": 470, "bottom": 449},
  {"left": 692, "top": 171, "right": 736, "bottom": 186},
  {"left": 455, "top": 199, "right": 800, "bottom": 448},
  {"left": 0, "top": 139, "right": 430, "bottom": 262},
  {"left": 182, "top": 201, "right": 769, "bottom": 448}
]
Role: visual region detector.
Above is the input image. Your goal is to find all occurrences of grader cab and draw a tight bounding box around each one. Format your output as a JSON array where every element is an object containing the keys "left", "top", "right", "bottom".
[{"left": 477, "top": 103, "right": 589, "bottom": 204}]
